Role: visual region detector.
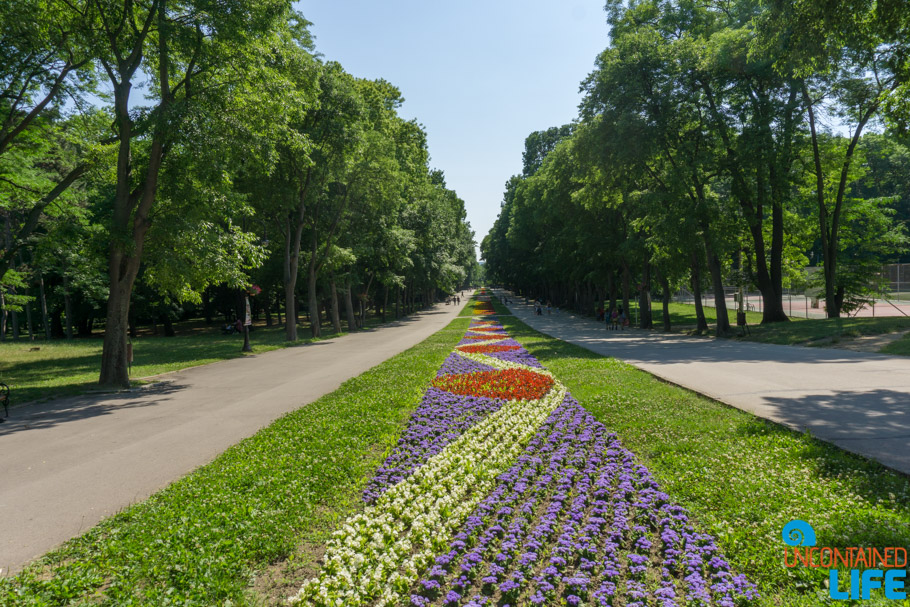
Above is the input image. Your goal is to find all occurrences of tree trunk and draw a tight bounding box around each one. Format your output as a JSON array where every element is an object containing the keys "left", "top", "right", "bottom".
[
  {"left": 308, "top": 263, "right": 320, "bottom": 338},
  {"left": 276, "top": 286, "right": 282, "bottom": 326},
  {"left": 329, "top": 276, "right": 342, "bottom": 334},
  {"left": 607, "top": 270, "right": 617, "bottom": 315},
  {"left": 690, "top": 253, "right": 709, "bottom": 333},
  {"left": 39, "top": 275, "right": 50, "bottom": 339},
  {"left": 621, "top": 263, "right": 631, "bottom": 318},
  {"left": 345, "top": 283, "right": 357, "bottom": 331},
  {"left": 51, "top": 305, "right": 63, "bottom": 338},
  {"left": 639, "top": 262, "right": 653, "bottom": 329},
  {"left": 99, "top": 282, "right": 131, "bottom": 386},
  {"left": 382, "top": 285, "right": 388, "bottom": 322},
  {"left": 99, "top": 58, "right": 170, "bottom": 387},
  {"left": 705, "top": 239, "right": 732, "bottom": 336},
  {"left": 62, "top": 274, "right": 73, "bottom": 340},
  {"left": 161, "top": 313, "right": 175, "bottom": 337},
  {"left": 24, "top": 297, "right": 34, "bottom": 340},
  {"left": 659, "top": 271, "right": 671, "bottom": 332},
  {"left": 283, "top": 212, "right": 305, "bottom": 341}
]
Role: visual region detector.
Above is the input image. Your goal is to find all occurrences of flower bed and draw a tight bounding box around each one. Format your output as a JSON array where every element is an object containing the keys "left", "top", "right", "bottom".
[
  {"left": 292, "top": 306, "right": 757, "bottom": 606},
  {"left": 432, "top": 368, "right": 556, "bottom": 401},
  {"left": 473, "top": 302, "right": 496, "bottom": 315},
  {"left": 457, "top": 344, "right": 521, "bottom": 355}
]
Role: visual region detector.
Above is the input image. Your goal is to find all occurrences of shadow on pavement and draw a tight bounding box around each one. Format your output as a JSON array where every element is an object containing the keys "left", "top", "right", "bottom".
[
  {"left": 0, "top": 382, "right": 185, "bottom": 436},
  {"left": 760, "top": 388, "right": 910, "bottom": 441}
]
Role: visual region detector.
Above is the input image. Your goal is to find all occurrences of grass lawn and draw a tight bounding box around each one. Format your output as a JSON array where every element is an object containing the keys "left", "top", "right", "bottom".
[
  {"left": 652, "top": 302, "right": 765, "bottom": 328},
  {"left": 0, "top": 312, "right": 410, "bottom": 407},
  {"left": 738, "top": 315, "right": 910, "bottom": 347},
  {"left": 0, "top": 315, "right": 473, "bottom": 606},
  {"left": 881, "top": 333, "right": 910, "bottom": 356},
  {"left": 499, "top": 314, "right": 910, "bottom": 606}
]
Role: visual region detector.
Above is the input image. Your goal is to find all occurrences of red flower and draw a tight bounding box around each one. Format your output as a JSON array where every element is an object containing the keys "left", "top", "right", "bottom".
[
  {"left": 432, "top": 368, "right": 554, "bottom": 400},
  {"left": 457, "top": 344, "right": 521, "bottom": 354}
]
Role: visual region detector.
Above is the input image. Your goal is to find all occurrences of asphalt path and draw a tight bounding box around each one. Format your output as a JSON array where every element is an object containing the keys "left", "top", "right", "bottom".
[
  {"left": 0, "top": 302, "right": 466, "bottom": 575},
  {"left": 501, "top": 292, "right": 910, "bottom": 477}
]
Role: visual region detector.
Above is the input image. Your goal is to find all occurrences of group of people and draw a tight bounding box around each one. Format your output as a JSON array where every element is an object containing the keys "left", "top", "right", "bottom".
[
  {"left": 534, "top": 300, "right": 551, "bottom": 316},
  {"left": 603, "top": 305, "right": 628, "bottom": 330},
  {"left": 598, "top": 305, "right": 629, "bottom": 330},
  {"left": 447, "top": 295, "right": 462, "bottom": 305}
]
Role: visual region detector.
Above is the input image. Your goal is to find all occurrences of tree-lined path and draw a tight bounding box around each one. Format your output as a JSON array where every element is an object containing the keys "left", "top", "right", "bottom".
[
  {"left": 0, "top": 301, "right": 465, "bottom": 575},
  {"left": 498, "top": 290, "right": 910, "bottom": 476}
]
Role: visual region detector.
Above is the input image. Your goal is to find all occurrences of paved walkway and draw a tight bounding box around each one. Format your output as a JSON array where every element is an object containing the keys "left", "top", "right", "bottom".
[
  {"left": 499, "top": 292, "right": 910, "bottom": 476},
  {"left": 0, "top": 303, "right": 466, "bottom": 575}
]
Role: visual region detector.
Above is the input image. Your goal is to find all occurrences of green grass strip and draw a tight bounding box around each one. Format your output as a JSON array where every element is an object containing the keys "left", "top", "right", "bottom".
[
  {"left": 0, "top": 318, "right": 471, "bottom": 606},
  {"left": 740, "top": 315, "right": 910, "bottom": 346},
  {"left": 496, "top": 314, "right": 910, "bottom": 607},
  {"left": 0, "top": 315, "right": 399, "bottom": 406}
]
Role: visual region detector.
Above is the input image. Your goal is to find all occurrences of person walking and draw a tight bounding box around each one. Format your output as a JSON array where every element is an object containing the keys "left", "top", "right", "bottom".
[
  {"left": 610, "top": 307, "right": 619, "bottom": 330},
  {"left": 617, "top": 306, "right": 626, "bottom": 331}
]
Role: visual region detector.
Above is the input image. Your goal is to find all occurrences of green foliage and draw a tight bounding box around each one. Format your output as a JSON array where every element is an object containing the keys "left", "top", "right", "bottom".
[{"left": 485, "top": 0, "right": 910, "bottom": 327}]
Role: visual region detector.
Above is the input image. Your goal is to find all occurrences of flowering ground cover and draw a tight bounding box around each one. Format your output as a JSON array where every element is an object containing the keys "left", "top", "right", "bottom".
[
  {"left": 493, "top": 311, "right": 910, "bottom": 607},
  {"left": 292, "top": 306, "right": 758, "bottom": 606}
]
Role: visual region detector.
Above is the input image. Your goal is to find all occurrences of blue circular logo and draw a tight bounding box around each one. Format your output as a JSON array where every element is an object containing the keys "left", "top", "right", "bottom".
[{"left": 782, "top": 520, "right": 816, "bottom": 547}]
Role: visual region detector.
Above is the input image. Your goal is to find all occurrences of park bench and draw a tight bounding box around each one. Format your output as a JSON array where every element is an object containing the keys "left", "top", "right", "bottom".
[{"left": 0, "top": 382, "right": 8, "bottom": 422}]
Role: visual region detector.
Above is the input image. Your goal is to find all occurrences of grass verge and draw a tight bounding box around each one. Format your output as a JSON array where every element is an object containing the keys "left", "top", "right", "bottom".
[
  {"left": 0, "top": 316, "right": 472, "bottom": 606},
  {"left": 739, "top": 315, "right": 910, "bottom": 347},
  {"left": 0, "top": 312, "right": 412, "bottom": 407},
  {"left": 652, "top": 302, "right": 765, "bottom": 328},
  {"left": 499, "top": 314, "right": 910, "bottom": 606},
  {"left": 881, "top": 333, "right": 910, "bottom": 356}
]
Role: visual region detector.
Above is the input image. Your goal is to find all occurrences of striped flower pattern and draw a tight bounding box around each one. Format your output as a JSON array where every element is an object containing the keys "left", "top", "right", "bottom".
[{"left": 291, "top": 293, "right": 757, "bottom": 606}]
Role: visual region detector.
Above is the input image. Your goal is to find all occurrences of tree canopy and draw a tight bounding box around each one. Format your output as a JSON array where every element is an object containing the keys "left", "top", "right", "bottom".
[
  {"left": 483, "top": 0, "right": 910, "bottom": 329},
  {"left": 0, "top": 1, "right": 479, "bottom": 386}
]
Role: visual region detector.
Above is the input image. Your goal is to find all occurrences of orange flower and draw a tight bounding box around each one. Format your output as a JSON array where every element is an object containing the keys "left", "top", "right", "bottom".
[
  {"left": 457, "top": 344, "right": 521, "bottom": 354},
  {"left": 431, "top": 368, "right": 554, "bottom": 400}
]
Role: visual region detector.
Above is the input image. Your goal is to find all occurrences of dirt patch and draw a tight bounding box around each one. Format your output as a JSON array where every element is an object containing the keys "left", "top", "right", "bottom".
[
  {"left": 828, "top": 329, "right": 910, "bottom": 353},
  {"left": 249, "top": 539, "right": 327, "bottom": 606},
  {"left": 247, "top": 497, "right": 370, "bottom": 606}
]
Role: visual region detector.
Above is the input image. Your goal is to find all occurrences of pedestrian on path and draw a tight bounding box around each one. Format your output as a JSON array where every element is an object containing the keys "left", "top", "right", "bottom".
[
  {"left": 617, "top": 306, "right": 626, "bottom": 330},
  {"left": 610, "top": 307, "right": 619, "bottom": 330}
]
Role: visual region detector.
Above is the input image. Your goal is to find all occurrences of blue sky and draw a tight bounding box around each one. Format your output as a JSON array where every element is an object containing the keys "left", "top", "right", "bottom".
[{"left": 295, "top": 1, "right": 610, "bottom": 256}]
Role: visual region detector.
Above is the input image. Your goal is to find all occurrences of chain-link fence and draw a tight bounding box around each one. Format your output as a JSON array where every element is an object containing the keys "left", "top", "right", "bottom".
[{"left": 675, "top": 264, "right": 910, "bottom": 319}]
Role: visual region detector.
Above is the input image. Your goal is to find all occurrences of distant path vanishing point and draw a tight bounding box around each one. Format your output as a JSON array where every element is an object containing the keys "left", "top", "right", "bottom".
[{"left": 0, "top": 301, "right": 465, "bottom": 575}]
